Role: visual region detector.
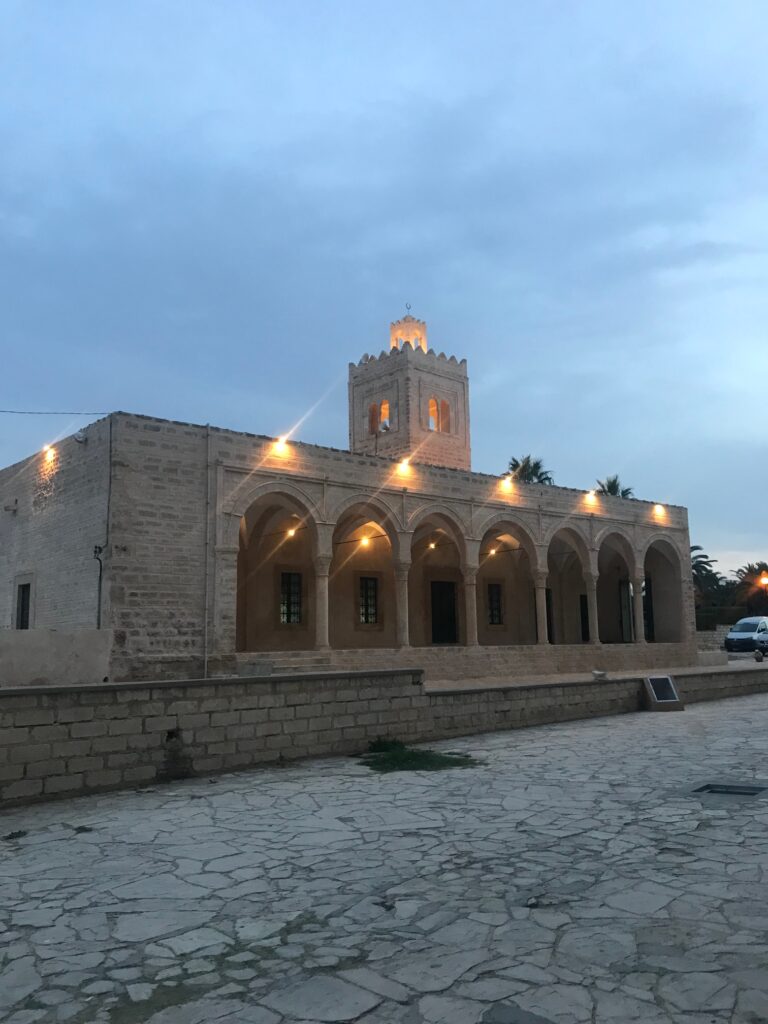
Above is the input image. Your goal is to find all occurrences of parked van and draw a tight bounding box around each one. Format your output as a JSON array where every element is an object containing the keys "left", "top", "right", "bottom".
[{"left": 724, "top": 616, "right": 768, "bottom": 652}]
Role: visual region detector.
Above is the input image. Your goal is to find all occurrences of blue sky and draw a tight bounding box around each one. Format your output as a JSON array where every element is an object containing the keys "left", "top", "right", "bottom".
[{"left": 2, "top": 1, "right": 767, "bottom": 576}]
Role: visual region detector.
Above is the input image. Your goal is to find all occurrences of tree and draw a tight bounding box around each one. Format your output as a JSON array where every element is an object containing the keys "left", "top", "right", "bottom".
[
  {"left": 596, "top": 474, "right": 633, "bottom": 498},
  {"left": 508, "top": 455, "right": 554, "bottom": 485},
  {"left": 733, "top": 561, "right": 768, "bottom": 613},
  {"left": 690, "top": 545, "right": 723, "bottom": 604}
]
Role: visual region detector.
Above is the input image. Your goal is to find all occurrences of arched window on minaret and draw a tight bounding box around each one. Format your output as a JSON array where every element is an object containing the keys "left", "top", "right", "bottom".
[
  {"left": 368, "top": 403, "right": 379, "bottom": 435},
  {"left": 428, "top": 397, "right": 438, "bottom": 431},
  {"left": 439, "top": 399, "right": 451, "bottom": 434},
  {"left": 379, "top": 399, "right": 390, "bottom": 429}
]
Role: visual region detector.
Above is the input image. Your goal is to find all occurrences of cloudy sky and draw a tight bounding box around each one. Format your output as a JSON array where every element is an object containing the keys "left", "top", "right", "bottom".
[{"left": 2, "top": 1, "right": 767, "bottom": 575}]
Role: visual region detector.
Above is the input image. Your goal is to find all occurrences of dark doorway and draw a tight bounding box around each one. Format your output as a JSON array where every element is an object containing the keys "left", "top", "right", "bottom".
[
  {"left": 644, "top": 575, "right": 655, "bottom": 642},
  {"left": 431, "top": 581, "right": 458, "bottom": 644},
  {"left": 545, "top": 587, "right": 553, "bottom": 644},
  {"left": 580, "top": 594, "right": 590, "bottom": 642}
]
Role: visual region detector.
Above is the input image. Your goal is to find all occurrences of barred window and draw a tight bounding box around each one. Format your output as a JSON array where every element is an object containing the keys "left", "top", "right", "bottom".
[
  {"left": 359, "top": 576, "right": 378, "bottom": 625},
  {"left": 16, "top": 583, "right": 31, "bottom": 630},
  {"left": 487, "top": 583, "right": 503, "bottom": 625},
  {"left": 280, "top": 572, "right": 302, "bottom": 624}
]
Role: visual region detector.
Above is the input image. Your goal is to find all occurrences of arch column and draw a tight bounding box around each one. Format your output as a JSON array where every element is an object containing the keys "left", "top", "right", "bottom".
[
  {"left": 632, "top": 575, "right": 646, "bottom": 643},
  {"left": 584, "top": 572, "right": 601, "bottom": 645},
  {"left": 314, "top": 556, "right": 331, "bottom": 650},
  {"left": 394, "top": 561, "right": 411, "bottom": 648},
  {"left": 463, "top": 565, "right": 479, "bottom": 646},
  {"left": 535, "top": 570, "right": 549, "bottom": 645}
]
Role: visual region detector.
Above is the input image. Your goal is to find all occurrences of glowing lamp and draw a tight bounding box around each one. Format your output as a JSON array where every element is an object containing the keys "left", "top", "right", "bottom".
[
  {"left": 360, "top": 536, "right": 371, "bottom": 547},
  {"left": 654, "top": 504, "right": 665, "bottom": 516},
  {"left": 501, "top": 476, "right": 513, "bottom": 493},
  {"left": 489, "top": 548, "right": 497, "bottom": 556},
  {"left": 273, "top": 436, "right": 289, "bottom": 456},
  {"left": 286, "top": 528, "right": 296, "bottom": 538},
  {"left": 585, "top": 490, "right": 597, "bottom": 505},
  {"left": 428, "top": 542, "right": 436, "bottom": 550},
  {"left": 397, "top": 458, "right": 410, "bottom": 476}
]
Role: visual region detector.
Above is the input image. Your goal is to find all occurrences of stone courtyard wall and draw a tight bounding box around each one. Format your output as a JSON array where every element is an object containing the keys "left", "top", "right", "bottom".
[{"left": 2, "top": 664, "right": 767, "bottom": 807}]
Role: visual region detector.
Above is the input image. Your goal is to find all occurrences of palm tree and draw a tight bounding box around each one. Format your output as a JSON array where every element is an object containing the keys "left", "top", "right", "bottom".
[
  {"left": 596, "top": 474, "right": 633, "bottom": 498},
  {"left": 508, "top": 455, "right": 554, "bottom": 485},
  {"left": 690, "top": 545, "right": 723, "bottom": 602},
  {"left": 733, "top": 561, "right": 768, "bottom": 613}
]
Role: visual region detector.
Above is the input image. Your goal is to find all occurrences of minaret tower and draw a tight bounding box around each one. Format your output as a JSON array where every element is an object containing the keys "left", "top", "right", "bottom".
[{"left": 348, "top": 313, "right": 471, "bottom": 471}]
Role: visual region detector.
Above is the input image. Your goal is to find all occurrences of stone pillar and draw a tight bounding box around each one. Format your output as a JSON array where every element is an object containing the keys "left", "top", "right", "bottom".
[
  {"left": 632, "top": 576, "right": 646, "bottom": 643},
  {"left": 314, "top": 557, "right": 331, "bottom": 650},
  {"left": 535, "top": 571, "right": 549, "bottom": 645},
  {"left": 463, "top": 566, "right": 479, "bottom": 646},
  {"left": 394, "top": 561, "right": 411, "bottom": 648},
  {"left": 585, "top": 572, "right": 601, "bottom": 645}
]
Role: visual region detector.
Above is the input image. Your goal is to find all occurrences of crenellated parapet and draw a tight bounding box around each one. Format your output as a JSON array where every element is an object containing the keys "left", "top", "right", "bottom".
[{"left": 348, "top": 314, "right": 471, "bottom": 470}]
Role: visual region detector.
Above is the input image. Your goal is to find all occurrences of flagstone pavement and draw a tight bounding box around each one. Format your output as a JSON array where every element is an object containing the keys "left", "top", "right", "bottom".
[{"left": 3, "top": 693, "right": 768, "bottom": 1024}]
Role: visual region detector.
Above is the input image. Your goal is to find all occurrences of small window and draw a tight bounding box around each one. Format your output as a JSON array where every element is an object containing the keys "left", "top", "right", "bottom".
[
  {"left": 280, "top": 572, "right": 302, "bottom": 624},
  {"left": 428, "top": 397, "right": 438, "bottom": 431},
  {"left": 379, "top": 399, "right": 390, "bottom": 429},
  {"left": 439, "top": 399, "right": 451, "bottom": 433},
  {"left": 16, "top": 583, "right": 31, "bottom": 630},
  {"left": 368, "top": 404, "right": 378, "bottom": 436},
  {"left": 488, "top": 583, "right": 503, "bottom": 626},
  {"left": 359, "top": 576, "right": 378, "bottom": 625}
]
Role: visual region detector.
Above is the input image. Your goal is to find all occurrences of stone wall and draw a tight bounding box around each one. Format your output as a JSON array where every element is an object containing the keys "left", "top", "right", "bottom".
[
  {"left": 696, "top": 624, "right": 730, "bottom": 651},
  {"left": 2, "top": 664, "right": 767, "bottom": 807},
  {"left": 0, "top": 629, "right": 113, "bottom": 687},
  {"left": 0, "top": 419, "right": 110, "bottom": 630}
]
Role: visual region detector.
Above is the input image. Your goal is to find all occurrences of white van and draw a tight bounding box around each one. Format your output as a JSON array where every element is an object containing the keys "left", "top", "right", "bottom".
[{"left": 724, "top": 616, "right": 768, "bottom": 653}]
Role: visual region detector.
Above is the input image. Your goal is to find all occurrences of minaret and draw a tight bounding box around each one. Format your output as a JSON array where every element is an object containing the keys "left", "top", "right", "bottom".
[{"left": 348, "top": 314, "right": 471, "bottom": 471}]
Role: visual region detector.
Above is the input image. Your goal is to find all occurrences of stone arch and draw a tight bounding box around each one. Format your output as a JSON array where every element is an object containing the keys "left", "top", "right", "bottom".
[
  {"left": 407, "top": 503, "right": 470, "bottom": 647},
  {"left": 596, "top": 531, "right": 637, "bottom": 644},
  {"left": 407, "top": 502, "right": 470, "bottom": 560},
  {"left": 329, "top": 493, "right": 403, "bottom": 544},
  {"left": 475, "top": 511, "right": 539, "bottom": 565},
  {"left": 643, "top": 536, "right": 685, "bottom": 643},
  {"left": 542, "top": 520, "right": 592, "bottom": 567},
  {"left": 476, "top": 517, "right": 538, "bottom": 646},
  {"left": 328, "top": 500, "right": 399, "bottom": 650},
  {"left": 224, "top": 479, "right": 321, "bottom": 548},
  {"left": 235, "top": 489, "right": 320, "bottom": 653},
  {"left": 545, "top": 525, "right": 592, "bottom": 644}
]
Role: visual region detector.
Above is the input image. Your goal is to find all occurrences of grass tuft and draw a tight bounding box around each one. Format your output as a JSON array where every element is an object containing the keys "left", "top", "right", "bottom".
[{"left": 361, "top": 739, "right": 479, "bottom": 773}]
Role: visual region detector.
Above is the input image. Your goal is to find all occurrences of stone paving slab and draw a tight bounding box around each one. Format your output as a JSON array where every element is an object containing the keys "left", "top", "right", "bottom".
[{"left": 2, "top": 694, "right": 768, "bottom": 1023}]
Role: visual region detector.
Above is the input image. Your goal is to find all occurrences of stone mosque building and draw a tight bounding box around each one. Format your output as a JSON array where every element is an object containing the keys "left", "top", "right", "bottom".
[{"left": 0, "top": 315, "right": 696, "bottom": 685}]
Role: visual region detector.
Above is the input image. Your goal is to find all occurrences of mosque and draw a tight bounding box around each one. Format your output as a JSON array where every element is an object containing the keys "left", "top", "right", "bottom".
[{"left": 0, "top": 315, "right": 696, "bottom": 684}]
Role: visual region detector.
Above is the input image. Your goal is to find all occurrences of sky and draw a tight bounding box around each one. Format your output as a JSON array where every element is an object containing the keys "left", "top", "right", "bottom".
[{"left": 1, "top": 1, "right": 767, "bottom": 577}]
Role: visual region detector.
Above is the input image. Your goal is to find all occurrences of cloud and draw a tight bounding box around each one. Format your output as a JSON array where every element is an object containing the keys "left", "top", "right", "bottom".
[{"left": 1, "top": 0, "right": 767, "bottom": 562}]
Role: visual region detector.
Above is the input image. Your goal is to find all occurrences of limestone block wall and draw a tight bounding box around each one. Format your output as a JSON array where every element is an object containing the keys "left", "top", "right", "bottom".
[
  {"left": 0, "top": 629, "right": 113, "bottom": 687},
  {"left": 2, "top": 664, "right": 767, "bottom": 807},
  {"left": 0, "top": 419, "right": 110, "bottom": 631},
  {"left": 696, "top": 625, "right": 730, "bottom": 651},
  {"left": 108, "top": 415, "right": 210, "bottom": 677}
]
